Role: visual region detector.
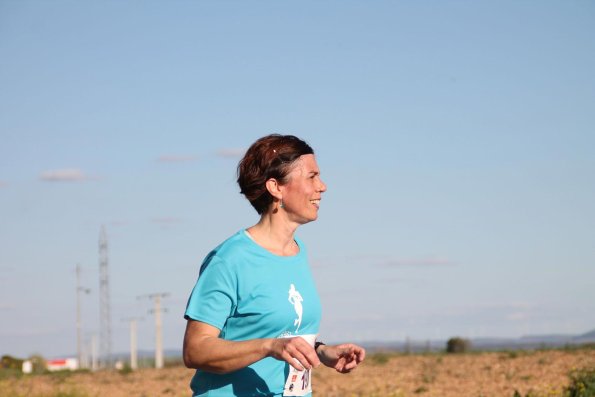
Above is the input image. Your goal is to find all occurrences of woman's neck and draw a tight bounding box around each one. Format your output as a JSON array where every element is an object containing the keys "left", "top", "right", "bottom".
[{"left": 246, "top": 212, "right": 299, "bottom": 256}]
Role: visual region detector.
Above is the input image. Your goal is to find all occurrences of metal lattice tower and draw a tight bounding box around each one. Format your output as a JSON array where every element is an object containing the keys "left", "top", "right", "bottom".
[{"left": 98, "top": 226, "right": 112, "bottom": 368}]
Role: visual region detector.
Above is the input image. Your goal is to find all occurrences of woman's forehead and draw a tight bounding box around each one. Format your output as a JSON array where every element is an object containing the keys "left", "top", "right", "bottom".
[{"left": 291, "top": 154, "right": 319, "bottom": 174}]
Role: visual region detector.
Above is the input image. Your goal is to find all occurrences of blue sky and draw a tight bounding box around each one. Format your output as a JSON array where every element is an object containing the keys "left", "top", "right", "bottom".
[{"left": 1, "top": 1, "right": 594, "bottom": 359}]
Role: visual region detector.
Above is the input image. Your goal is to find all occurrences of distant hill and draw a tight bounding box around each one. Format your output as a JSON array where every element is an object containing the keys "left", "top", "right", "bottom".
[
  {"left": 574, "top": 328, "right": 595, "bottom": 343},
  {"left": 359, "top": 328, "right": 595, "bottom": 353}
]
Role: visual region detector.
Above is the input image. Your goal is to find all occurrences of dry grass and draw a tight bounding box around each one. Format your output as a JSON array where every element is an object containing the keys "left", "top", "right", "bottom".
[
  {"left": 313, "top": 349, "right": 594, "bottom": 397},
  {"left": 1, "top": 348, "right": 593, "bottom": 397}
]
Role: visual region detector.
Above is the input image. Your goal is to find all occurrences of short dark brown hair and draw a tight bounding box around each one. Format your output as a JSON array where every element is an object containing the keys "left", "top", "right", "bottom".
[{"left": 237, "top": 134, "right": 314, "bottom": 214}]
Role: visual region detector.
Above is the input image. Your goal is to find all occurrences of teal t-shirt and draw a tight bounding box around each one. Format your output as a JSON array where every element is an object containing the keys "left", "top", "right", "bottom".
[{"left": 184, "top": 230, "right": 322, "bottom": 397}]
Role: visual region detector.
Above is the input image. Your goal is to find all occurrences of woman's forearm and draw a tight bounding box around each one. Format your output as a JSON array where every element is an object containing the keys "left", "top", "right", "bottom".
[
  {"left": 183, "top": 320, "right": 320, "bottom": 374},
  {"left": 183, "top": 333, "right": 274, "bottom": 374}
]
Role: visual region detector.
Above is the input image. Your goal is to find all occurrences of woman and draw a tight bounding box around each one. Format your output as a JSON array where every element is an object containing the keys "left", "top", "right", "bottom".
[{"left": 183, "top": 134, "right": 365, "bottom": 397}]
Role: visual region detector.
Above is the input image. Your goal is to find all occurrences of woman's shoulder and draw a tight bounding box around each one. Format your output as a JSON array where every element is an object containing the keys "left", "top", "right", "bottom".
[
  {"left": 205, "top": 230, "right": 254, "bottom": 262},
  {"left": 198, "top": 231, "right": 251, "bottom": 275},
  {"left": 217, "top": 229, "right": 253, "bottom": 251}
]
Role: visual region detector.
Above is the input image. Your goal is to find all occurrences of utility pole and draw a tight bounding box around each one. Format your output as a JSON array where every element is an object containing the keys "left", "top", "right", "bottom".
[
  {"left": 81, "top": 337, "right": 89, "bottom": 369},
  {"left": 99, "top": 226, "right": 112, "bottom": 368},
  {"left": 122, "top": 317, "right": 143, "bottom": 370},
  {"left": 76, "top": 264, "right": 90, "bottom": 369},
  {"left": 138, "top": 293, "right": 169, "bottom": 369},
  {"left": 404, "top": 336, "right": 411, "bottom": 354},
  {"left": 91, "top": 334, "right": 98, "bottom": 371}
]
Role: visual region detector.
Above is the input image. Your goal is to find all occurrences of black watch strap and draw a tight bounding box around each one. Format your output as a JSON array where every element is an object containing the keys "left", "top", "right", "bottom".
[{"left": 314, "top": 341, "right": 325, "bottom": 351}]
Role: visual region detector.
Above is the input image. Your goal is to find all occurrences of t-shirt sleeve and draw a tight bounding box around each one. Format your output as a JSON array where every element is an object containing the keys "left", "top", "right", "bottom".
[{"left": 184, "top": 254, "right": 237, "bottom": 331}]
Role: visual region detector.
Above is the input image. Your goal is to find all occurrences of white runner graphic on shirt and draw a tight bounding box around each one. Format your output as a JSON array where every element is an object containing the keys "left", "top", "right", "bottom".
[{"left": 288, "top": 284, "right": 303, "bottom": 332}]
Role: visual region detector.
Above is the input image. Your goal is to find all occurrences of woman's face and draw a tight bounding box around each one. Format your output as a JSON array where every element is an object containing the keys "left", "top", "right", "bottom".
[{"left": 279, "top": 154, "right": 327, "bottom": 224}]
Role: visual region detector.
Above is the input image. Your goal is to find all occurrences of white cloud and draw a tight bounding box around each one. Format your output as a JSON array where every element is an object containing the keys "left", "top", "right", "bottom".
[
  {"left": 39, "top": 168, "right": 89, "bottom": 182},
  {"left": 157, "top": 155, "right": 198, "bottom": 163},
  {"left": 216, "top": 148, "right": 246, "bottom": 158}
]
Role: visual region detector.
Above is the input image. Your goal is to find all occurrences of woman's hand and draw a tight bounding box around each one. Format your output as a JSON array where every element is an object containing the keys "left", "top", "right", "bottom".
[
  {"left": 317, "top": 343, "right": 366, "bottom": 373},
  {"left": 268, "top": 336, "right": 321, "bottom": 371}
]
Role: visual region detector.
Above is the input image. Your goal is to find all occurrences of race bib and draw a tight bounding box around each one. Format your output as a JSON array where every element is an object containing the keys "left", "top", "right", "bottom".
[{"left": 282, "top": 334, "right": 316, "bottom": 397}]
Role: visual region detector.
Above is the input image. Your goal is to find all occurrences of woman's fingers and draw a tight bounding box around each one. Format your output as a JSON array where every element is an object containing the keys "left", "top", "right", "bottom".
[
  {"left": 280, "top": 350, "right": 305, "bottom": 371},
  {"left": 272, "top": 337, "right": 320, "bottom": 370},
  {"left": 333, "top": 344, "right": 365, "bottom": 373},
  {"left": 289, "top": 338, "right": 320, "bottom": 369}
]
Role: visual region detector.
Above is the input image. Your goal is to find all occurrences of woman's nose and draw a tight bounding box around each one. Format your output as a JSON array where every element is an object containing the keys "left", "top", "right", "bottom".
[{"left": 318, "top": 179, "right": 327, "bottom": 192}]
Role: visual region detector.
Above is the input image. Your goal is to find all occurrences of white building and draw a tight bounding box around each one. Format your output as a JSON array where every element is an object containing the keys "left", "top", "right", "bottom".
[{"left": 46, "top": 358, "right": 79, "bottom": 371}]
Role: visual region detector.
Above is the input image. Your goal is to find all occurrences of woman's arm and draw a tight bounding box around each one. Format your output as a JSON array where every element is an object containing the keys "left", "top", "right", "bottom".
[
  {"left": 183, "top": 320, "right": 321, "bottom": 374},
  {"left": 316, "top": 343, "right": 366, "bottom": 373}
]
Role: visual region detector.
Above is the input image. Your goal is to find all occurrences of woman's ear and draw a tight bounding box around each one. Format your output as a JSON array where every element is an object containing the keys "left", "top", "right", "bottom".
[{"left": 265, "top": 178, "right": 283, "bottom": 201}]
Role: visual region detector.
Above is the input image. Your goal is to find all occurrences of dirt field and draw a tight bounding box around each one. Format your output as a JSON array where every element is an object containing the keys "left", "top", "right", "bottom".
[{"left": 1, "top": 348, "right": 593, "bottom": 397}]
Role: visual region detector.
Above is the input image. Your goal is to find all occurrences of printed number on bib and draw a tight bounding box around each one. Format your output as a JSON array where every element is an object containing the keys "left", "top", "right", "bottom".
[{"left": 283, "top": 365, "right": 311, "bottom": 396}]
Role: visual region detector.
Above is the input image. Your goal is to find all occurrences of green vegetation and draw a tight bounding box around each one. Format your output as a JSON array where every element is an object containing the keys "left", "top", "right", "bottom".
[
  {"left": 0, "top": 367, "right": 23, "bottom": 380},
  {"left": 512, "top": 390, "right": 537, "bottom": 397},
  {"left": 164, "top": 356, "right": 184, "bottom": 368},
  {"left": 368, "top": 351, "right": 392, "bottom": 365},
  {"left": 1, "top": 354, "right": 24, "bottom": 370},
  {"left": 566, "top": 367, "right": 595, "bottom": 397},
  {"left": 118, "top": 364, "right": 133, "bottom": 375},
  {"left": 43, "top": 368, "right": 76, "bottom": 381},
  {"left": 0, "top": 353, "right": 48, "bottom": 379},
  {"left": 508, "top": 367, "right": 595, "bottom": 397},
  {"left": 561, "top": 343, "right": 595, "bottom": 353},
  {"left": 446, "top": 337, "right": 471, "bottom": 354}
]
